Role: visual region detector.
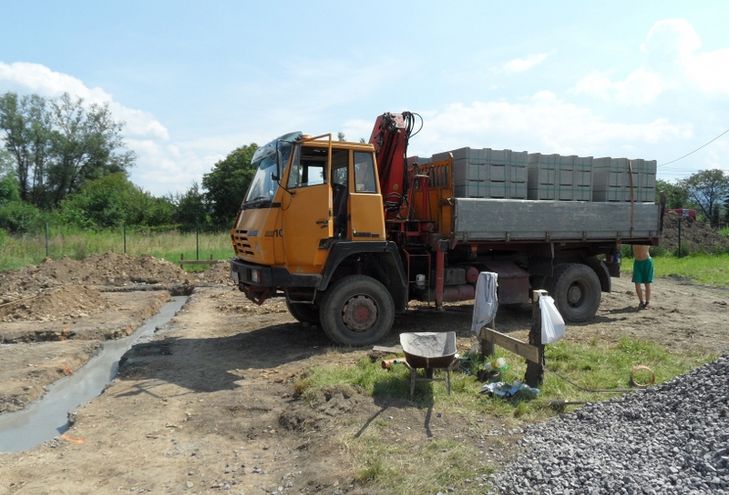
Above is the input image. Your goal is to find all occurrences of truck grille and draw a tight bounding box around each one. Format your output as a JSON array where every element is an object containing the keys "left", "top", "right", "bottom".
[{"left": 232, "top": 229, "right": 254, "bottom": 256}]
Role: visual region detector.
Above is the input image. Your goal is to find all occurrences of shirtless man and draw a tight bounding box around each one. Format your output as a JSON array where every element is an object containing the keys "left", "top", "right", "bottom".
[{"left": 632, "top": 245, "right": 653, "bottom": 309}]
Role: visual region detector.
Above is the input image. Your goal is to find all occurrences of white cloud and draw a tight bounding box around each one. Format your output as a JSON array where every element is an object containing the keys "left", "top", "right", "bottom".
[
  {"left": 0, "top": 62, "right": 168, "bottom": 139},
  {"left": 641, "top": 19, "right": 701, "bottom": 58},
  {"left": 0, "top": 62, "right": 200, "bottom": 195},
  {"left": 573, "top": 68, "right": 666, "bottom": 105},
  {"left": 642, "top": 19, "right": 729, "bottom": 96},
  {"left": 407, "top": 93, "right": 691, "bottom": 158},
  {"left": 502, "top": 53, "right": 549, "bottom": 73},
  {"left": 573, "top": 19, "right": 729, "bottom": 105}
]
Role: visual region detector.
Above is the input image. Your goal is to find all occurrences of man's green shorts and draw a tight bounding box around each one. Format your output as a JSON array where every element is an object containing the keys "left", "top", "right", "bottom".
[{"left": 632, "top": 258, "right": 654, "bottom": 284}]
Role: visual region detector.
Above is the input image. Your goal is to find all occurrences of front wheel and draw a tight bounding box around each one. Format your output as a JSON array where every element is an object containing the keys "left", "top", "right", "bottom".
[
  {"left": 549, "top": 263, "right": 601, "bottom": 322},
  {"left": 285, "top": 298, "right": 320, "bottom": 325},
  {"left": 319, "top": 275, "right": 395, "bottom": 346}
]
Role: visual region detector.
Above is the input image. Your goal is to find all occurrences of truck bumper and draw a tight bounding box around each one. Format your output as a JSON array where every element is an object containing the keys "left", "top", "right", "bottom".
[{"left": 229, "top": 258, "right": 321, "bottom": 292}]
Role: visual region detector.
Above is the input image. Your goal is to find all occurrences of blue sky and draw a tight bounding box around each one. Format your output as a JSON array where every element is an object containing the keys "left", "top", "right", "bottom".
[{"left": 1, "top": 1, "right": 728, "bottom": 196}]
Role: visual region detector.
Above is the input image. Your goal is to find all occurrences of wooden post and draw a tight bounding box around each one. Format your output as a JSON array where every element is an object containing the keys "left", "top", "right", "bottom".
[
  {"left": 434, "top": 240, "right": 446, "bottom": 310},
  {"left": 44, "top": 222, "right": 50, "bottom": 258},
  {"left": 479, "top": 317, "right": 496, "bottom": 357},
  {"left": 525, "top": 289, "right": 546, "bottom": 387}
]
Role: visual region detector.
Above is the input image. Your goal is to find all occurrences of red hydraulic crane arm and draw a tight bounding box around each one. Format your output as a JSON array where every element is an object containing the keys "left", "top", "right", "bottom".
[{"left": 369, "top": 111, "right": 422, "bottom": 215}]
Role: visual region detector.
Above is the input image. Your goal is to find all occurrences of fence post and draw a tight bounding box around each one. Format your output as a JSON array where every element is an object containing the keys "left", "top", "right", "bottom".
[
  {"left": 196, "top": 225, "right": 200, "bottom": 260},
  {"left": 525, "top": 289, "right": 546, "bottom": 387},
  {"left": 677, "top": 216, "right": 682, "bottom": 258},
  {"left": 123, "top": 223, "right": 127, "bottom": 254},
  {"left": 45, "top": 222, "right": 50, "bottom": 258}
]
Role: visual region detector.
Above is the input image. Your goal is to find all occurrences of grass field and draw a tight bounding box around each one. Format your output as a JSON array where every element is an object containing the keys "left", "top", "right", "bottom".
[
  {"left": 295, "top": 338, "right": 714, "bottom": 493},
  {"left": 0, "top": 228, "right": 233, "bottom": 271},
  {"left": 623, "top": 253, "right": 729, "bottom": 287}
]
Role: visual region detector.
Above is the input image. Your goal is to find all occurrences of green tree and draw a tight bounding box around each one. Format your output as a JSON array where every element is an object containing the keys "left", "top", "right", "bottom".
[
  {"left": 59, "top": 173, "right": 172, "bottom": 229},
  {"left": 0, "top": 200, "right": 43, "bottom": 233},
  {"left": 0, "top": 150, "right": 20, "bottom": 204},
  {"left": 681, "top": 169, "right": 729, "bottom": 227},
  {"left": 656, "top": 179, "right": 689, "bottom": 209},
  {"left": 202, "top": 144, "right": 257, "bottom": 228},
  {"left": 0, "top": 174, "right": 20, "bottom": 205},
  {"left": 0, "top": 92, "right": 134, "bottom": 209},
  {"left": 0, "top": 93, "right": 52, "bottom": 205},
  {"left": 173, "top": 182, "right": 209, "bottom": 232},
  {"left": 48, "top": 94, "right": 134, "bottom": 206}
]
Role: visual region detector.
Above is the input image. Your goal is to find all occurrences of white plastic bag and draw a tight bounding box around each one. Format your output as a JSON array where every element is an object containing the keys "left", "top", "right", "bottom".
[{"left": 539, "top": 295, "right": 565, "bottom": 344}]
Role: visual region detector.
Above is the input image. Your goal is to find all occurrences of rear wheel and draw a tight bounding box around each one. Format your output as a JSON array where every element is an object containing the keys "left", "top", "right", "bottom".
[
  {"left": 549, "top": 263, "right": 601, "bottom": 322},
  {"left": 285, "top": 299, "right": 320, "bottom": 325},
  {"left": 319, "top": 275, "right": 395, "bottom": 346}
]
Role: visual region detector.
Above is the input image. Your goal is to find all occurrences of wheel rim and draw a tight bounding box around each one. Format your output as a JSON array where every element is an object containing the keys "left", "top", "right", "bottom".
[
  {"left": 567, "top": 282, "right": 584, "bottom": 306},
  {"left": 342, "top": 295, "right": 378, "bottom": 332}
]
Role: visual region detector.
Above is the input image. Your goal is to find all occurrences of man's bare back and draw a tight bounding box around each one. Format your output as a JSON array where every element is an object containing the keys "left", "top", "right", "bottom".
[{"left": 633, "top": 245, "right": 650, "bottom": 260}]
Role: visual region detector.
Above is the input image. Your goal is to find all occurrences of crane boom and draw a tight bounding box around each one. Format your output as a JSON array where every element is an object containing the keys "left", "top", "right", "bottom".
[{"left": 368, "top": 111, "right": 421, "bottom": 216}]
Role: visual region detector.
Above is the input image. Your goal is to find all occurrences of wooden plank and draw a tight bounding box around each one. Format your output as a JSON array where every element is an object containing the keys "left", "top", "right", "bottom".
[
  {"left": 482, "top": 328, "right": 541, "bottom": 364},
  {"left": 179, "top": 260, "right": 219, "bottom": 265}
]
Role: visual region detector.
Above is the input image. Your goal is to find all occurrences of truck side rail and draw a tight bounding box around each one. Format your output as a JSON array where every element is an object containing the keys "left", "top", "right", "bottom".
[{"left": 453, "top": 198, "right": 661, "bottom": 243}]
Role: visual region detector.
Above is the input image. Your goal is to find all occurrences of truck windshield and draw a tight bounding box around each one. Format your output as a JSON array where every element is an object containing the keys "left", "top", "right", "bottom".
[{"left": 243, "top": 132, "right": 301, "bottom": 207}]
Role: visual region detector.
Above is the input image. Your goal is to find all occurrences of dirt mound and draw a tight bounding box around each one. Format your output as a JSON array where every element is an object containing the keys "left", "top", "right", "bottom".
[
  {"left": 0, "top": 285, "right": 113, "bottom": 322},
  {"left": 195, "top": 261, "right": 235, "bottom": 285},
  {"left": 279, "top": 385, "right": 361, "bottom": 432},
  {"left": 0, "top": 252, "right": 190, "bottom": 295},
  {"left": 660, "top": 212, "right": 729, "bottom": 254}
]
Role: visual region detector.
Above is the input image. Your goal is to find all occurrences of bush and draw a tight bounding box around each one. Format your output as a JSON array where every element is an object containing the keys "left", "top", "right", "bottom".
[
  {"left": 0, "top": 173, "right": 20, "bottom": 204},
  {"left": 0, "top": 200, "right": 43, "bottom": 233},
  {"left": 59, "top": 173, "right": 175, "bottom": 229}
]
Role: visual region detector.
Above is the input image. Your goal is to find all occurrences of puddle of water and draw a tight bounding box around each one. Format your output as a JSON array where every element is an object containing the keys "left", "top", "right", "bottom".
[{"left": 0, "top": 295, "right": 187, "bottom": 452}]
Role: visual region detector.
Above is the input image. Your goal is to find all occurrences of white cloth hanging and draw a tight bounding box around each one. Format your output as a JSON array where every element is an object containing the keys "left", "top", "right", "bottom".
[{"left": 471, "top": 271, "right": 498, "bottom": 335}]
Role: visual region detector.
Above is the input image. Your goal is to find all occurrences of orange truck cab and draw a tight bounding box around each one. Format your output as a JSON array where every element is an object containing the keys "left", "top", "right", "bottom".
[{"left": 230, "top": 132, "right": 409, "bottom": 345}]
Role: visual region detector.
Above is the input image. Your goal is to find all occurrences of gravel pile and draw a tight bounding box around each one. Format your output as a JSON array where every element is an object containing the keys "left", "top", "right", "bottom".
[{"left": 489, "top": 355, "right": 729, "bottom": 494}]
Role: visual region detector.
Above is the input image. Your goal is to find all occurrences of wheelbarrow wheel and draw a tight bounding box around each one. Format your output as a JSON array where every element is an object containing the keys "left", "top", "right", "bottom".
[{"left": 319, "top": 275, "right": 394, "bottom": 346}]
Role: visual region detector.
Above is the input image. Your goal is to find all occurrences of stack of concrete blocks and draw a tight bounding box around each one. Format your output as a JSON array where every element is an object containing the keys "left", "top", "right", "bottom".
[
  {"left": 527, "top": 154, "right": 593, "bottom": 201},
  {"left": 433, "top": 147, "right": 527, "bottom": 199},
  {"left": 592, "top": 157, "right": 657, "bottom": 202}
]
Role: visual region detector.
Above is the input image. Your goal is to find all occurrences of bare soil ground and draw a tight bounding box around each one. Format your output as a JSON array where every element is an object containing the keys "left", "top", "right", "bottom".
[{"left": 0, "top": 253, "right": 728, "bottom": 494}]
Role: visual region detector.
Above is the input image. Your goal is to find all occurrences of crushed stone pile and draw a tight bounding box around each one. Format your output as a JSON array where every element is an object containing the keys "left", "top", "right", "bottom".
[
  {"left": 489, "top": 355, "right": 729, "bottom": 494},
  {"left": 0, "top": 285, "right": 114, "bottom": 322},
  {"left": 661, "top": 212, "right": 729, "bottom": 254}
]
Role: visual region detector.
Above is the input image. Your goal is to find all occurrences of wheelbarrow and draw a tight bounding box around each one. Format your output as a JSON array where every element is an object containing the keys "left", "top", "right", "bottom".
[{"left": 399, "top": 332, "right": 458, "bottom": 397}]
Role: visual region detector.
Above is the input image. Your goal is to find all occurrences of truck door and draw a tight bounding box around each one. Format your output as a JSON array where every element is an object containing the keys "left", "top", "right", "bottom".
[
  {"left": 349, "top": 151, "right": 386, "bottom": 240},
  {"left": 282, "top": 144, "right": 333, "bottom": 274}
]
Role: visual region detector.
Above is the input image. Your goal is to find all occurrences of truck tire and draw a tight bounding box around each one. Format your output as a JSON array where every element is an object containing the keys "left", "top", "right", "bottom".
[
  {"left": 285, "top": 299, "right": 320, "bottom": 325},
  {"left": 319, "top": 275, "right": 395, "bottom": 346},
  {"left": 549, "top": 263, "right": 601, "bottom": 322}
]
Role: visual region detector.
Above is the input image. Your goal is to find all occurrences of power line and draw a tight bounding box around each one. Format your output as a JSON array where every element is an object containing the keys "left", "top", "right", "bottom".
[{"left": 659, "top": 127, "right": 729, "bottom": 168}]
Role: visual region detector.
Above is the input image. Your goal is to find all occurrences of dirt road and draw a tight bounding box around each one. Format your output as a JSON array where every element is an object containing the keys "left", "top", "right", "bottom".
[{"left": 1, "top": 256, "right": 728, "bottom": 494}]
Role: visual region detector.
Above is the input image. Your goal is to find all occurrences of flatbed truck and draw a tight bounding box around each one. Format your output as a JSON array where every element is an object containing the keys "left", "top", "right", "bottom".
[{"left": 230, "top": 113, "right": 662, "bottom": 345}]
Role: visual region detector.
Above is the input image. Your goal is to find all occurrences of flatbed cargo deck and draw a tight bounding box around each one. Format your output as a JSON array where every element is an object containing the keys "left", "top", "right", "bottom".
[{"left": 452, "top": 198, "right": 661, "bottom": 243}]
